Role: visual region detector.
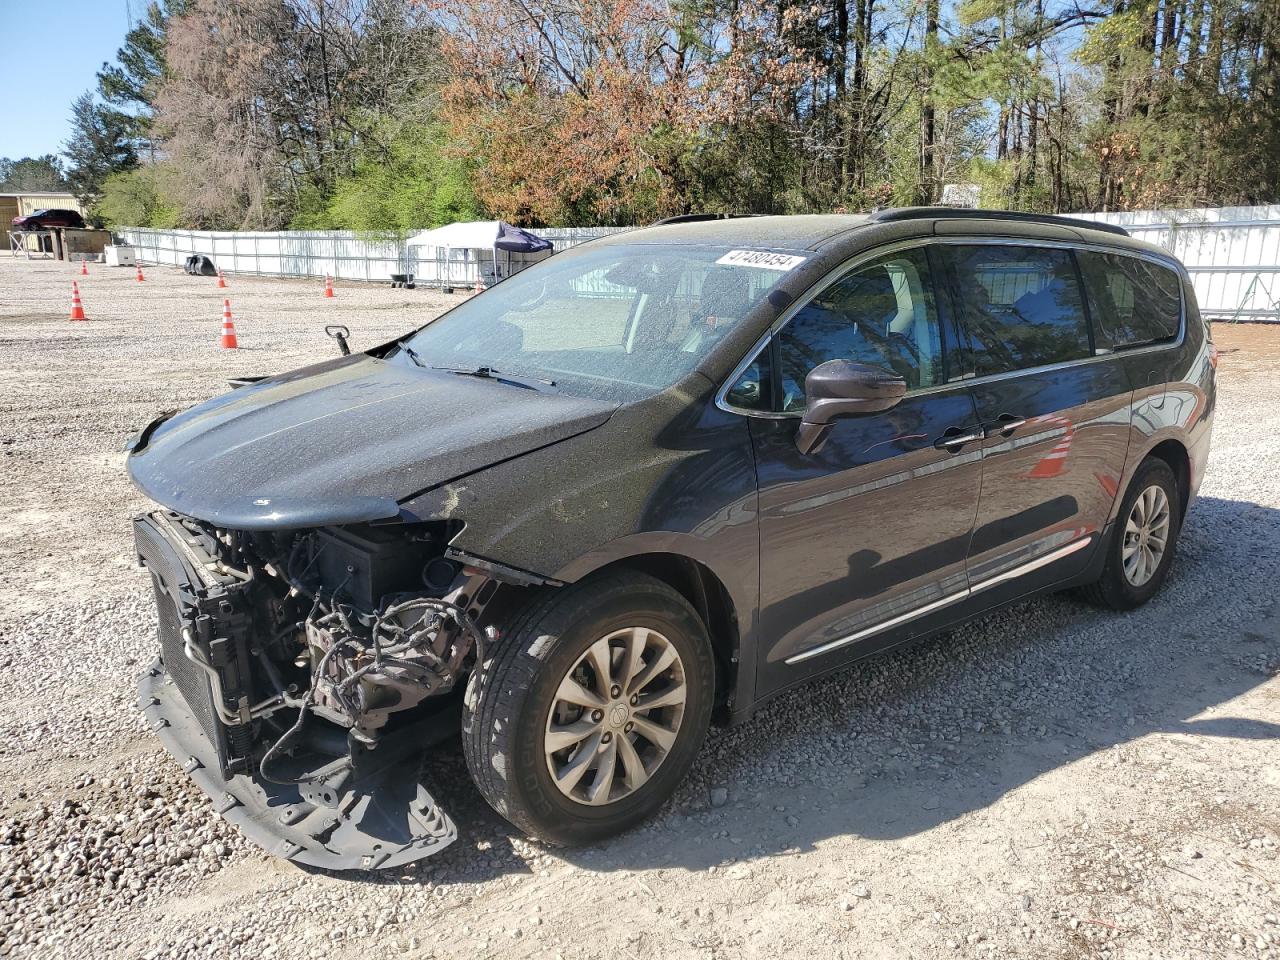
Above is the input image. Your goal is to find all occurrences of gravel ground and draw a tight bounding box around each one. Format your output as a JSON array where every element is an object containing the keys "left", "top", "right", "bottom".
[{"left": 1, "top": 255, "right": 1277, "bottom": 960}]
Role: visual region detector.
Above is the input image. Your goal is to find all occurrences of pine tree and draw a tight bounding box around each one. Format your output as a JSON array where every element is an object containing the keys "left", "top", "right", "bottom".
[
  {"left": 96, "top": 1, "right": 184, "bottom": 156},
  {"left": 63, "top": 93, "right": 139, "bottom": 207}
]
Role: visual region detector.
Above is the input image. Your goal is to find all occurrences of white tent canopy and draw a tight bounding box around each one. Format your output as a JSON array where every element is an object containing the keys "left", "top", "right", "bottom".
[
  {"left": 406, "top": 221, "right": 505, "bottom": 249},
  {"left": 405, "top": 220, "right": 552, "bottom": 251},
  {"left": 406, "top": 220, "right": 553, "bottom": 287}
]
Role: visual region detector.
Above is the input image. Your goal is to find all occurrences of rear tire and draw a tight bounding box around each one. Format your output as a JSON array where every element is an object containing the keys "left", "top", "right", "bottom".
[
  {"left": 462, "top": 572, "right": 714, "bottom": 846},
  {"left": 1079, "top": 457, "right": 1182, "bottom": 610}
]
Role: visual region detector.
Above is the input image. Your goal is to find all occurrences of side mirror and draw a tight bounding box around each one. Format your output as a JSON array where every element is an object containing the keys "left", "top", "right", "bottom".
[
  {"left": 795, "top": 360, "right": 907, "bottom": 455},
  {"left": 325, "top": 324, "right": 351, "bottom": 356}
]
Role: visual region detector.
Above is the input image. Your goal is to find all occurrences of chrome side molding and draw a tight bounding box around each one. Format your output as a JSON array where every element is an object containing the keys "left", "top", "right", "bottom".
[{"left": 785, "top": 535, "right": 1094, "bottom": 665}]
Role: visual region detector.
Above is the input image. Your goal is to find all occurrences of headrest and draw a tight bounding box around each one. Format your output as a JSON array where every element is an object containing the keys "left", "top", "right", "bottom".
[{"left": 844, "top": 266, "right": 899, "bottom": 329}]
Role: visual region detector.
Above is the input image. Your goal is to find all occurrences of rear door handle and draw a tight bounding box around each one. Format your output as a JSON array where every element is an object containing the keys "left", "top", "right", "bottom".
[
  {"left": 983, "top": 413, "right": 1027, "bottom": 438},
  {"left": 934, "top": 426, "right": 984, "bottom": 452}
]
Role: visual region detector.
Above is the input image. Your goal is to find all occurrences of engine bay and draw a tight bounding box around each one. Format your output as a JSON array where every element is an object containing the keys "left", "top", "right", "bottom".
[{"left": 134, "top": 509, "right": 505, "bottom": 868}]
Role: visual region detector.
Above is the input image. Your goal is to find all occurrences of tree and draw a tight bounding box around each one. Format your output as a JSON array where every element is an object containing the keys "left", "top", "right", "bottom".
[
  {"left": 153, "top": 0, "right": 444, "bottom": 228},
  {"left": 96, "top": 1, "right": 186, "bottom": 156},
  {"left": 1078, "top": 0, "right": 1280, "bottom": 208},
  {"left": 97, "top": 0, "right": 1280, "bottom": 227},
  {"left": 918, "top": 0, "right": 942, "bottom": 204},
  {"left": 0, "top": 156, "right": 69, "bottom": 192},
  {"left": 425, "top": 0, "right": 722, "bottom": 224},
  {"left": 63, "top": 92, "right": 139, "bottom": 207},
  {"left": 96, "top": 164, "right": 182, "bottom": 227},
  {"left": 299, "top": 118, "right": 482, "bottom": 231}
]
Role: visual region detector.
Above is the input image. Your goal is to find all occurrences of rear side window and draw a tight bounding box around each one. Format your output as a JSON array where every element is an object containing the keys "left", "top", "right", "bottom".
[
  {"left": 1076, "top": 251, "right": 1182, "bottom": 350},
  {"left": 943, "top": 245, "right": 1091, "bottom": 377}
]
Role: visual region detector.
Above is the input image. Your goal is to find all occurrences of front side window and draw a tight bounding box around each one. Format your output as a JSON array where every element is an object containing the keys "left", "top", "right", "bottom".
[
  {"left": 399, "top": 243, "right": 797, "bottom": 401},
  {"left": 769, "top": 248, "right": 945, "bottom": 413},
  {"left": 943, "top": 245, "right": 1091, "bottom": 377},
  {"left": 1076, "top": 251, "right": 1182, "bottom": 350}
]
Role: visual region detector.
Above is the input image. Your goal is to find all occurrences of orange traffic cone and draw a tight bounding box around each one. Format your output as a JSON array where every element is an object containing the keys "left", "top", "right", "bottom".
[
  {"left": 136, "top": 264, "right": 145, "bottom": 282},
  {"left": 473, "top": 271, "right": 486, "bottom": 294},
  {"left": 324, "top": 274, "right": 335, "bottom": 298},
  {"left": 219, "top": 299, "right": 238, "bottom": 349},
  {"left": 69, "top": 281, "right": 88, "bottom": 321},
  {"left": 216, "top": 267, "right": 227, "bottom": 289},
  {"left": 80, "top": 258, "right": 88, "bottom": 276}
]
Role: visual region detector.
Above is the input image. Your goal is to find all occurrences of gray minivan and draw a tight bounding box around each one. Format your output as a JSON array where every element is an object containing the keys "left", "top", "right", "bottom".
[{"left": 129, "top": 208, "right": 1215, "bottom": 869}]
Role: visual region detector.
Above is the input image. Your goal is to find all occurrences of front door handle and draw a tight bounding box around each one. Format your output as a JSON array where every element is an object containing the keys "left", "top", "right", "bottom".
[
  {"left": 983, "top": 413, "right": 1027, "bottom": 438},
  {"left": 933, "top": 426, "right": 983, "bottom": 452}
]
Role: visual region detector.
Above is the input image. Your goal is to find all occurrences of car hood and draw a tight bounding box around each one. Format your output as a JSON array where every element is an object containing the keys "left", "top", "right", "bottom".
[{"left": 127, "top": 353, "right": 618, "bottom": 529}]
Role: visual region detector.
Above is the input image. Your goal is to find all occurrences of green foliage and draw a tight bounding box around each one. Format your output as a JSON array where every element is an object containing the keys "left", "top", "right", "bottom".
[
  {"left": 63, "top": 92, "right": 139, "bottom": 208},
  {"left": 966, "top": 156, "right": 1014, "bottom": 209},
  {"left": 0, "top": 155, "right": 68, "bottom": 192},
  {"left": 97, "top": 2, "right": 174, "bottom": 108},
  {"left": 291, "top": 121, "right": 483, "bottom": 232},
  {"left": 74, "top": 0, "right": 181, "bottom": 212},
  {"left": 77, "top": 0, "right": 1280, "bottom": 226},
  {"left": 95, "top": 165, "right": 182, "bottom": 228},
  {"left": 96, "top": 0, "right": 182, "bottom": 151},
  {"left": 1076, "top": 8, "right": 1148, "bottom": 66}
]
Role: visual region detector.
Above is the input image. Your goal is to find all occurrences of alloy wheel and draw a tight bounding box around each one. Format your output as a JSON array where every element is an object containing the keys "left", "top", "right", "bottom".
[
  {"left": 543, "top": 626, "right": 687, "bottom": 806},
  {"left": 1122, "top": 484, "right": 1172, "bottom": 587}
]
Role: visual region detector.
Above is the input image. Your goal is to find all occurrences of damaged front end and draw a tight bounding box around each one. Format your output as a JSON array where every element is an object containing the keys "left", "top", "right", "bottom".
[{"left": 134, "top": 510, "right": 498, "bottom": 869}]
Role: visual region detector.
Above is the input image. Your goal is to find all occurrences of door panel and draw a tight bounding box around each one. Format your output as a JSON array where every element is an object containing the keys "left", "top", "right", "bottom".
[
  {"left": 751, "top": 389, "right": 983, "bottom": 690},
  {"left": 939, "top": 242, "right": 1134, "bottom": 588},
  {"left": 966, "top": 364, "right": 1133, "bottom": 587},
  {"left": 740, "top": 244, "right": 983, "bottom": 696}
]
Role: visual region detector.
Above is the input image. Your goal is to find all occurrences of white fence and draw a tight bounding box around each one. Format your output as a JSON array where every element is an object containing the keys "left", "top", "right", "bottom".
[
  {"left": 119, "top": 206, "right": 1280, "bottom": 319},
  {"left": 1070, "top": 205, "right": 1280, "bottom": 321},
  {"left": 115, "top": 226, "right": 629, "bottom": 287}
]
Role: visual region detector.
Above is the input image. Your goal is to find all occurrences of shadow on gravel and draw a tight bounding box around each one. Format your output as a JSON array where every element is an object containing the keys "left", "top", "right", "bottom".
[{"left": 337, "top": 494, "right": 1280, "bottom": 887}]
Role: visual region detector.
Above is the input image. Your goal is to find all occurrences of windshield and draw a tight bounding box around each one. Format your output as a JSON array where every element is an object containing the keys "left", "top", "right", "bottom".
[{"left": 397, "top": 242, "right": 805, "bottom": 400}]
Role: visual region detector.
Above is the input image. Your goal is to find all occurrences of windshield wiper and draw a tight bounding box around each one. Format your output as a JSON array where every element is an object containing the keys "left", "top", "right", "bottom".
[
  {"left": 446, "top": 366, "right": 557, "bottom": 391},
  {"left": 398, "top": 344, "right": 556, "bottom": 391},
  {"left": 398, "top": 341, "right": 428, "bottom": 369}
]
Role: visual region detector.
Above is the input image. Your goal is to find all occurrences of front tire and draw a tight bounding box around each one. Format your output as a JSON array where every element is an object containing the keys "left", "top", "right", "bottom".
[
  {"left": 462, "top": 572, "right": 715, "bottom": 846},
  {"left": 1080, "top": 457, "right": 1182, "bottom": 610}
]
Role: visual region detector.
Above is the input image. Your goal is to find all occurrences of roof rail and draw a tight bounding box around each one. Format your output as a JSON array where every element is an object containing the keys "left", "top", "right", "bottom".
[
  {"left": 649, "top": 213, "right": 764, "bottom": 226},
  {"left": 868, "top": 206, "right": 1129, "bottom": 238}
]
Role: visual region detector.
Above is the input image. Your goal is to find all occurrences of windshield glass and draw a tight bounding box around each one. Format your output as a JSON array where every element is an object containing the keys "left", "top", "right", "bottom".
[{"left": 397, "top": 243, "right": 805, "bottom": 401}]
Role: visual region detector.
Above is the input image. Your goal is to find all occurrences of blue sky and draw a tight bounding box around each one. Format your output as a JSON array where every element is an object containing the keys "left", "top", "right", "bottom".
[{"left": 0, "top": 1, "right": 133, "bottom": 160}]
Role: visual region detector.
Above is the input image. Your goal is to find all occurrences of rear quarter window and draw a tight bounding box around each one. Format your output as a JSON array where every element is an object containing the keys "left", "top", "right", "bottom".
[{"left": 1076, "top": 251, "right": 1182, "bottom": 350}]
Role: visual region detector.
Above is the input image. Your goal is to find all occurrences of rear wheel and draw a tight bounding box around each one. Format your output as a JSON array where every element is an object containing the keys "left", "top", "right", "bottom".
[
  {"left": 462, "top": 572, "right": 714, "bottom": 845},
  {"left": 1080, "top": 457, "right": 1182, "bottom": 610}
]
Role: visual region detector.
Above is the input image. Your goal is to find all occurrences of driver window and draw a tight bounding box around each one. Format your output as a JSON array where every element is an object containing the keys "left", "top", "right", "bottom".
[{"left": 776, "top": 248, "right": 943, "bottom": 413}]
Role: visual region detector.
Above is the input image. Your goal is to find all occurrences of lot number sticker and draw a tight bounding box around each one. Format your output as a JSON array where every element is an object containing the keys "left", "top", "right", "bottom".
[{"left": 715, "top": 250, "right": 808, "bottom": 271}]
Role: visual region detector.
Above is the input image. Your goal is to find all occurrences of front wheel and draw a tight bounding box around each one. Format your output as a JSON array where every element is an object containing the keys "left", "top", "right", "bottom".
[
  {"left": 462, "top": 572, "right": 715, "bottom": 846},
  {"left": 1080, "top": 457, "right": 1182, "bottom": 610}
]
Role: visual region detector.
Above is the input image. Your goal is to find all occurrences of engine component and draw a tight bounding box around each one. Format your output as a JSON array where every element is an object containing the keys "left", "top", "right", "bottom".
[
  {"left": 302, "top": 593, "right": 480, "bottom": 737},
  {"left": 311, "top": 525, "right": 448, "bottom": 609},
  {"left": 134, "top": 511, "right": 496, "bottom": 868},
  {"left": 135, "top": 512, "right": 265, "bottom": 776}
]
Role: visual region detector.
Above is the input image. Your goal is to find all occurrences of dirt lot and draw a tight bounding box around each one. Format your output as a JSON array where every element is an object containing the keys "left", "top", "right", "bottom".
[{"left": 1, "top": 254, "right": 1277, "bottom": 960}]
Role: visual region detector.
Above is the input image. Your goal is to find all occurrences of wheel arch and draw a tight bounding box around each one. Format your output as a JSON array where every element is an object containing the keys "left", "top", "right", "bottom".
[
  {"left": 556, "top": 547, "right": 744, "bottom": 721},
  {"left": 1145, "top": 438, "right": 1192, "bottom": 518},
  {"left": 1110, "top": 434, "right": 1193, "bottom": 528}
]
